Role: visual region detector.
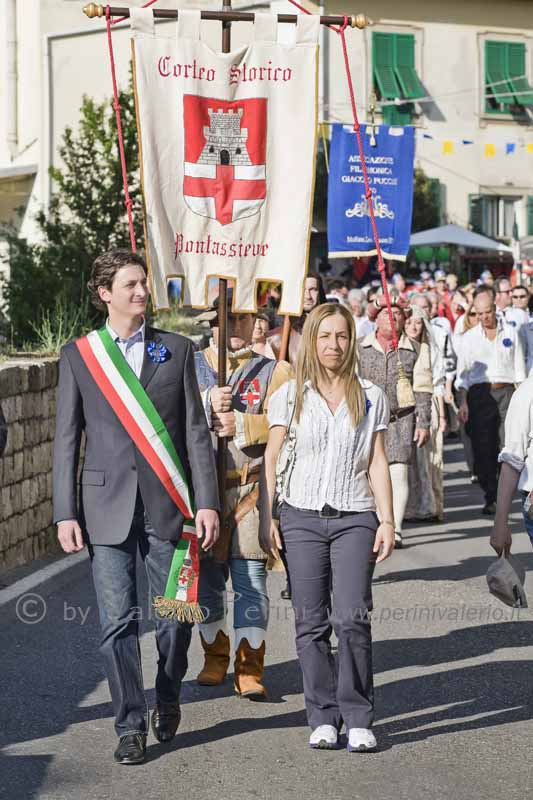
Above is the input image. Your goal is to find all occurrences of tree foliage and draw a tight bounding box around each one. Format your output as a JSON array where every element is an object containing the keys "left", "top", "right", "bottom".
[
  {"left": 2, "top": 83, "right": 144, "bottom": 345},
  {"left": 411, "top": 166, "right": 441, "bottom": 233}
]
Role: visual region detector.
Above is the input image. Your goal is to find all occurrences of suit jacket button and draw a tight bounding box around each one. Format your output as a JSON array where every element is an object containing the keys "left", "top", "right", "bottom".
[{"left": 131, "top": 466, "right": 137, "bottom": 471}]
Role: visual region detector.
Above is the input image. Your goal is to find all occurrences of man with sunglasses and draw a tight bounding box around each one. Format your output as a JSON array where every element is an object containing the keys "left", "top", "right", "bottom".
[
  {"left": 495, "top": 277, "right": 528, "bottom": 328},
  {"left": 511, "top": 285, "right": 531, "bottom": 316}
]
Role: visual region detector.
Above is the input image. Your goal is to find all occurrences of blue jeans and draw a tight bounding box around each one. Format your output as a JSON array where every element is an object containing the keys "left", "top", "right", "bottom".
[
  {"left": 89, "top": 497, "right": 193, "bottom": 738},
  {"left": 199, "top": 557, "right": 269, "bottom": 630}
]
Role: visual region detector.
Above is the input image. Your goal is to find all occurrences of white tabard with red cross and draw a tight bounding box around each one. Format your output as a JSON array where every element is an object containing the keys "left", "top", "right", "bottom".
[{"left": 130, "top": 8, "right": 319, "bottom": 314}]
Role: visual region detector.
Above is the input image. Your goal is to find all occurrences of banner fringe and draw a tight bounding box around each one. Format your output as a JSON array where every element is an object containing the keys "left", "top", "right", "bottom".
[{"left": 153, "top": 596, "right": 205, "bottom": 623}]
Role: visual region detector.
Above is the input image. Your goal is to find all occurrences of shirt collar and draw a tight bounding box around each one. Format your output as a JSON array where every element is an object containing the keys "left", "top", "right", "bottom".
[
  {"left": 106, "top": 318, "right": 146, "bottom": 346},
  {"left": 361, "top": 330, "right": 414, "bottom": 352}
]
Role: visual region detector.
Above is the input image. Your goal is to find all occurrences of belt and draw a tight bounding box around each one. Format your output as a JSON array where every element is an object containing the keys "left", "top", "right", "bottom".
[
  {"left": 292, "top": 503, "right": 354, "bottom": 519},
  {"left": 225, "top": 464, "right": 262, "bottom": 489},
  {"left": 389, "top": 408, "right": 413, "bottom": 422},
  {"left": 470, "top": 382, "right": 513, "bottom": 391}
]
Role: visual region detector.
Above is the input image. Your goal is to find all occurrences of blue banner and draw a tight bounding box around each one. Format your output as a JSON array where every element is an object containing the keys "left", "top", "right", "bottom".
[{"left": 327, "top": 124, "right": 415, "bottom": 260}]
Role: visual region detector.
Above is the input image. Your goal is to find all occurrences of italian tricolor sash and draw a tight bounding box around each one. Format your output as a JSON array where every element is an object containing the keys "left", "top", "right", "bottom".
[{"left": 76, "top": 327, "right": 204, "bottom": 623}]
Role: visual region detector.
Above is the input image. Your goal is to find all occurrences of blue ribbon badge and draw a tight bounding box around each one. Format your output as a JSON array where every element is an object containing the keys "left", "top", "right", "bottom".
[
  {"left": 502, "top": 338, "right": 513, "bottom": 348},
  {"left": 147, "top": 341, "right": 170, "bottom": 363}
]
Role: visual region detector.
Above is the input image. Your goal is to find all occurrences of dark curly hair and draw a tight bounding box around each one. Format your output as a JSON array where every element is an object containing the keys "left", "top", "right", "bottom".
[{"left": 87, "top": 249, "right": 147, "bottom": 311}]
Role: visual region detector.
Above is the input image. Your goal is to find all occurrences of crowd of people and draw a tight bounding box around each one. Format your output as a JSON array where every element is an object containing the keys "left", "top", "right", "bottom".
[{"left": 3, "top": 249, "right": 528, "bottom": 764}]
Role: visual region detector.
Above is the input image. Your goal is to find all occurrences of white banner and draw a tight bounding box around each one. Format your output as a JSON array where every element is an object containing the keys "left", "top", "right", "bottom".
[{"left": 131, "top": 8, "right": 319, "bottom": 313}]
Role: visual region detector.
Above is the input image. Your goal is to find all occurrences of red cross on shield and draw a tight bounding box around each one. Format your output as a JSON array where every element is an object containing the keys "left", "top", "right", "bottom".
[
  {"left": 183, "top": 95, "right": 267, "bottom": 226},
  {"left": 239, "top": 378, "right": 261, "bottom": 407}
]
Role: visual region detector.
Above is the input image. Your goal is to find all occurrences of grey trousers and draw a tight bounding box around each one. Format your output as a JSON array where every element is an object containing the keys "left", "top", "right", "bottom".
[{"left": 280, "top": 504, "right": 378, "bottom": 731}]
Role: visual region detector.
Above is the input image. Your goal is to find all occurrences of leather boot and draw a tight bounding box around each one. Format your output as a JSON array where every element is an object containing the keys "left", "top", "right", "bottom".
[
  {"left": 196, "top": 630, "right": 230, "bottom": 686},
  {"left": 234, "top": 638, "right": 267, "bottom": 700}
]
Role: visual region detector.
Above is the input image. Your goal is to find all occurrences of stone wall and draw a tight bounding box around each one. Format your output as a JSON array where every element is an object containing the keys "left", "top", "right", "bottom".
[{"left": 0, "top": 358, "right": 59, "bottom": 571}]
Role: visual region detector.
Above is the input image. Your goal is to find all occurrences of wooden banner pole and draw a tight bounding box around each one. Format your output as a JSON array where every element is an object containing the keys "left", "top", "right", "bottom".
[{"left": 216, "top": 0, "right": 232, "bottom": 517}]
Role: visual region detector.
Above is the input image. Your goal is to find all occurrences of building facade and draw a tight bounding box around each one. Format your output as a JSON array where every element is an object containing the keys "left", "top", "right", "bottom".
[
  {"left": 325, "top": 0, "right": 533, "bottom": 255},
  {"left": 2, "top": 0, "right": 533, "bottom": 285}
]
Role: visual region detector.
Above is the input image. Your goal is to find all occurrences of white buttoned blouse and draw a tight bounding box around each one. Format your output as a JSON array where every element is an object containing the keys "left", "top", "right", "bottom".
[{"left": 267, "top": 378, "right": 389, "bottom": 512}]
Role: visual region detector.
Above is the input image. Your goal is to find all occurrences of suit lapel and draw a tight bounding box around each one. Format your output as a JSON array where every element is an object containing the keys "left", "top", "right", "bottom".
[{"left": 140, "top": 327, "right": 161, "bottom": 389}]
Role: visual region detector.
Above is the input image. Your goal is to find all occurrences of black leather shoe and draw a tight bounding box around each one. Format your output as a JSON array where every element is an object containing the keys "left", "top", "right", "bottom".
[
  {"left": 151, "top": 701, "right": 181, "bottom": 743},
  {"left": 113, "top": 733, "right": 146, "bottom": 765},
  {"left": 482, "top": 502, "right": 496, "bottom": 516}
]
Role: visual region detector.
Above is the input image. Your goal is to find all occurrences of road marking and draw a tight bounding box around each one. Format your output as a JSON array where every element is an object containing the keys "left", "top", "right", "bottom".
[{"left": 0, "top": 550, "right": 88, "bottom": 607}]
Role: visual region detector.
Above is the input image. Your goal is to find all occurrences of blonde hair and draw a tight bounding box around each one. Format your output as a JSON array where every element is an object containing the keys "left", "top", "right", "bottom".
[
  {"left": 462, "top": 304, "right": 477, "bottom": 333},
  {"left": 295, "top": 303, "right": 365, "bottom": 428}
]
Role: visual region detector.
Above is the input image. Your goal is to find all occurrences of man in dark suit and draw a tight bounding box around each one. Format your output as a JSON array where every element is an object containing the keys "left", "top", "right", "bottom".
[{"left": 53, "top": 249, "right": 219, "bottom": 765}]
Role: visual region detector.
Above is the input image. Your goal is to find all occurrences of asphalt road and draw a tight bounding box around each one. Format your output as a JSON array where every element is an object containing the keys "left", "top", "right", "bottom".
[{"left": 1, "top": 440, "right": 532, "bottom": 800}]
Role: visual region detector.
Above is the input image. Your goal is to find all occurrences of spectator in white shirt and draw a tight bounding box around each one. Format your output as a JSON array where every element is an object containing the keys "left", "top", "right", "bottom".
[
  {"left": 490, "top": 374, "right": 533, "bottom": 554},
  {"left": 456, "top": 287, "right": 526, "bottom": 515},
  {"left": 348, "top": 289, "right": 375, "bottom": 339}
]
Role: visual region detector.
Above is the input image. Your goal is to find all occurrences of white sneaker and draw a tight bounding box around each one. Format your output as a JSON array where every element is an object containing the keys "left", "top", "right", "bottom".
[
  {"left": 347, "top": 728, "right": 377, "bottom": 752},
  {"left": 309, "top": 724, "right": 338, "bottom": 750}
]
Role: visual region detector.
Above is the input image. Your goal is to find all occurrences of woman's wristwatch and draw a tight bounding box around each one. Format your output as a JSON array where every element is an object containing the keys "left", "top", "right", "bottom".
[{"left": 380, "top": 520, "right": 395, "bottom": 526}]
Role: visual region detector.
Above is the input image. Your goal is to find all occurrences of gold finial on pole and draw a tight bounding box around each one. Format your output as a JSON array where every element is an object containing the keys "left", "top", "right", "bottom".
[
  {"left": 351, "top": 14, "right": 372, "bottom": 29},
  {"left": 83, "top": 3, "right": 104, "bottom": 18}
]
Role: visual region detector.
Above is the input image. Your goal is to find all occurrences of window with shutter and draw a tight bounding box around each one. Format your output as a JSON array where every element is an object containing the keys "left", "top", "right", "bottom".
[
  {"left": 394, "top": 34, "right": 425, "bottom": 100},
  {"left": 485, "top": 42, "right": 513, "bottom": 108},
  {"left": 382, "top": 104, "right": 413, "bottom": 126},
  {"left": 507, "top": 43, "right": 533, "bottom": 105},
  {"left": 373, "top": 33, "right": 401, "bottom": 100},
  {"left": 372, "top": 32, "right": 425, "bottom": 126},
  {"left": 485, "top": 40, "right": 533, "bottom": 113}
]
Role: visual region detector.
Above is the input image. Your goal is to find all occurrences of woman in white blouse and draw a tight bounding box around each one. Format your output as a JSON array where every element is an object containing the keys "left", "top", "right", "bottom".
[{"left": 260, "top": 303, "right": 394, "bottom": 753}]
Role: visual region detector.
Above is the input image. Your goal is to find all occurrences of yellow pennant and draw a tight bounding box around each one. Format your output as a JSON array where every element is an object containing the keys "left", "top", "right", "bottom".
[
  {"left": 442, "top": 140, "right": 454, "bottom": 155},
  {"left": 484, "top": 143, "right": 496, "bottom": 158},
  {"left": 526, "top": 143, "right": 533, "bottom": 154}
]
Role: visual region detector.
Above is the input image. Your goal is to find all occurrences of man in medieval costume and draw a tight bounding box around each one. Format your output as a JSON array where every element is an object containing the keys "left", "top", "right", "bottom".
[
  {"left": 194, "top": 291, "right": 292, "bottom": 698},
  {"left": 357, "top": 295, "right": 433, "bottom": 548}
]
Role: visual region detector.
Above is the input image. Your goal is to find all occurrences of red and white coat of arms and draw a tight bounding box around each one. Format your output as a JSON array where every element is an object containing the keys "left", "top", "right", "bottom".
[
  {"left": 183, "top": 96, "right": 267, "bottom": 226},
  {"left": 239, "top": 378, "right": 261, "bottom": 407}
]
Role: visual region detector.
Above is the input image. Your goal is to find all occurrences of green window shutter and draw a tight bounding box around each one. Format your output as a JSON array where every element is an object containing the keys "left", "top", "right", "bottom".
[
  {"left": 507, "top": 43, "right": 533, "bottom": 105},
  {"left": 485, "top": 41, "right": 514, "bottom": 106},
  {"left": 373, "top": 33, "right": 401, "bottom": 100},
  {"left": 383, "top": 103, "right": 413, "bottom": 126},
  {"left": 527, "top": 196, "right": 533, "bottom": 235},
  {"left": 469, "top": 195, "right": 485, "bottom": 234},
  {"left": 428, "top": 178, "right": 442, "bottom": 224},
  {"left": 394, "top": 34, "right": 425, "bottom": 99}
]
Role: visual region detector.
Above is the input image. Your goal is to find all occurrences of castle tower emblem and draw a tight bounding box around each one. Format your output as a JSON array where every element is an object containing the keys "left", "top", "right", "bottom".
[
  {"left": 198, "top": 108, "right": 253, "bottom": 167},
  {"left": 183, "top": 96, "right": 267, "bottom": 226}
]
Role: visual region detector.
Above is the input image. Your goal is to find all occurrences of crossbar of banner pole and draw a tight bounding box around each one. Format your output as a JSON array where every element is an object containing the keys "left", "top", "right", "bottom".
[{"left": 83, "top": 4, "right": 372, "bottom": 28}]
